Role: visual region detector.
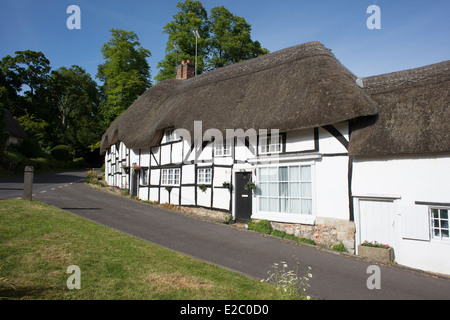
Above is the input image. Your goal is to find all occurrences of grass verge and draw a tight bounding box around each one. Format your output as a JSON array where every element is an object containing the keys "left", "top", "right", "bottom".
[{"left": 0, "top": 199, "right": 284, "bottom": 300}]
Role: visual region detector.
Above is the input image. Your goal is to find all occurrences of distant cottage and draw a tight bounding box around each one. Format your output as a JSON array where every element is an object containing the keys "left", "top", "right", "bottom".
[
  {"left": 2, "top": 109, "right": 28, "bottom": 148},
  {"left": 101, "top": 41, "right": 450, "bottom": 275}
]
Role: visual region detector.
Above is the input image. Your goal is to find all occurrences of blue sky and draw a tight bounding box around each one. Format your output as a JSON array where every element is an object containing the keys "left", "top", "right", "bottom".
[{"left": 1, "top": 0, "right": 449, "bottom": 84}]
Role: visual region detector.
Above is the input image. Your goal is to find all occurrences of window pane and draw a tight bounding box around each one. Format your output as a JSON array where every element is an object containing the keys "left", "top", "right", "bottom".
[
  {"left": 290, "top": 199, "right": 300, "bottom": 213},
  {"left": 434, "top": 229, "right": 440, "bottom": 237},
  {"left": 289, "top": 167, "right": 300, "bottom": 181},
  {"left": 259, "top": 197, "right": 268, "bottom": 212},
  {"left": 268, "top": 198, "right": 278, "bottom": 212},
  {"left": 302, "top": 199, "right": 312, "bottom": 215},
  {"left": 279, "top": 167, "right": 288, "bottom": 181},
  {"left": 174, "top": 169, "right": 180, "bottom": 184},
  {"left": 280, "top": 198, "right": 288, "bottom": 213},
  {"left": 441, "top": 210, "right": 448, "bottom": 220},
  {"left": 268, "top": 183, "right": 278, "bottom": 197},
  {"left": 443, "top": 230, "right": 449, "bottom": 238},
  {"left": 434, "top": 220, "right": 440, "bottom": 228},
  {"left": 268, "top": 168, "right": 277, "bottom": 181},
  {"left": 259, "top": 168, "right": 268, "bottom": 182},
  {"left": 279, "top": 182, "right": 288, "bottom": 197},
  {"left": 290, "top": 182, "right": 300, "bottom": 197},
  {"left": 301, "top": 182, "right": 312, "bottom": 198},
  {"left": 441, "top": 219, "right": 449, "bottom": 229},
  {"left": 301, "top": 166, "right": 311, "bottom": 181},
  {"left": 260, "top": 182, "right": 268, "bottom": 196},
  {"left": 433, "top": 209, "right": 439, "bottom": 219}
]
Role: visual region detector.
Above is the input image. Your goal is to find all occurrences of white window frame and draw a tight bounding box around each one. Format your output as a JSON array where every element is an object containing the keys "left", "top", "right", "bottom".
[
  {"left": 164, "top": 129, "right": 179, "bottom": 143},
  {"left": 253, "top": 162, "right": 316, "bottom": 225},
  {"left": 259, "top": 134, "right": 282, "bottom": 155},
  {"left": 198, "top": 168, "right": 212, "bottom": 184},
  {"left": 161, "top": 168, "right": 180, "bottom": 186},
  {"left": 214, "top": 139, "right": 232, "bottom": 157},
  {"left": 430, "top": 207, "right": 449, "bottom": 241}
]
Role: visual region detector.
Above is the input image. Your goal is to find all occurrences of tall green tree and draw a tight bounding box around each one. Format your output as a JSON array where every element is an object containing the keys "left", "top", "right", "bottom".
[
  {"left": 208, "top": 6, "right": 269, "bottom": 69},
  {"left": 48, "top": 66, "right": 98, "bottom": 133},
  {"left": 97, "top": 29, "right": 151, "bottom": 127},
  {"left": 0, "top": 50, "right": 51, "bottom": 117},
  {"left": 155, "top": 1, "right": 268, "bottom": 82},
  {"left": 155, "top": 0, "right": 209, "bottom": 82}
]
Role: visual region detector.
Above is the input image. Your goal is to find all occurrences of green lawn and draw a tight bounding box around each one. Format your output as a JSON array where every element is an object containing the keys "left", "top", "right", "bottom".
[{"left": 0, "top": 199, "right": 285, "bottom": 300}]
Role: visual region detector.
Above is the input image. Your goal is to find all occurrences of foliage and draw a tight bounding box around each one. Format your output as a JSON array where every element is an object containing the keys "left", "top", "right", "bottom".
[
  {"left": 155, "top": 0, "right": 268, "bottom": 82},
  {"left": 97, "top": 29, "right": 151, "bottom": 127},
  {"left": 198, "top": 184, "right": 207, "bottom": 192},
  {"left": 248, "top": 219, "right": 273, "bottom": 234},
  {"left": 270, "top": 230, "right": 287, "bottom": 238},
  {"left": 361, "top": 241, "right": 390, "bottom": 249},
  {"left": 47, "top": 65, "right": 99, "bottom": 133},
  {"left": 208, "top": 6, "right": 269, "bottom": 69},
  {"left": 244, "top": 181, "right": 256, "bottom": 191},
  {"left": 50, "top": 145, "right": 72, "bottom": 161},
  {"left": 222, "top": 181, "right": 231, "bottom": 189},
  {"left": 156, "top": 0, "right": 209, "bottom": 82},
  {"left": 262, "top": 260, "right": 312, "bottom": 300},
  {"left": 1, "top": 50, "right": 104, "bottom": 167},
  {"left": 332, "top": 242, "right": 349, "bottom": 253}
]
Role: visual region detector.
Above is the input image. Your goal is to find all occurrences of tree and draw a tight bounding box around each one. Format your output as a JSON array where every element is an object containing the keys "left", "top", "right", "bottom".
[
  {"left": 208, "top": 6, "right": 269, "bottom": 69},
  {"left": 155, "top": 0, "right": 209, "bottom": 82},
  {"left": 97, "top": 29, "right": 151, "bottom": 127},
  {"left": 48, "top": 66, "right": 98, "bottom": 133},
  {"left": 0, "top": 50, "right": 51, "bottom": 117},
  {"left": 155, "top": 1, "right": 268, "bottom": 82}
]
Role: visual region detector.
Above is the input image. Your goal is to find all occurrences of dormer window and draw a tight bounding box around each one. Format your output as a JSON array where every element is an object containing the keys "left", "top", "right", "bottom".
[
  {"left": 164, "top": 129, "right": 179, "bottom": 143},
  {"left": 214, "top": 139, "right": 232, "bottom": 157},
  {"left": 259, "top": 134, "right": 282, "bottom": 154}
]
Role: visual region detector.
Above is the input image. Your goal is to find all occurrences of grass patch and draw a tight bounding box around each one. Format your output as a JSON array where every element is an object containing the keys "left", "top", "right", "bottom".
[{"left": 0, "top": 199, "right": 285, "bottom": 300}]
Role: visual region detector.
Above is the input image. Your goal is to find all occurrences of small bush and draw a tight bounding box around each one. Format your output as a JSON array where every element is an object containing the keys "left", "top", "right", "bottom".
[
  {"left": 50, "top": 145, "right": 72, "bottom": 161},
  {"left": 271, "top": 230, "right": 287, "bottom": 238},
  {"left": 332, "top": 242, "right": 349, "bottom": 253},
  {"left": 283, "top": 234, "right": 299, "bottom": 242},
  {"left": 298, "top": 237, "right": 316, "bottom": 246},
  {"left": 248, "top": 220, "right": 273, "bottom": 234}
]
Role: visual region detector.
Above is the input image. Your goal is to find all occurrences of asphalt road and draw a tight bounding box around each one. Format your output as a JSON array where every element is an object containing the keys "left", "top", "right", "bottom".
[{"left": 1, "top": 170, "right": 450, "bottom": 300}]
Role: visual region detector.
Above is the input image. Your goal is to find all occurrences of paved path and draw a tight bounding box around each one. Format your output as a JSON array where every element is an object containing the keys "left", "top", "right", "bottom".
[{"left": 2, "top": 170, "right": 450, "bottom": 300}]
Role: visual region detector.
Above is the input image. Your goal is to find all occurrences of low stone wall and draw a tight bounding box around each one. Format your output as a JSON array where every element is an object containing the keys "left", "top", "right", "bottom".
[
  {"left": 174, "top": 205, "right": 356, "bottom": 254},
  {"left": 271, "top": 217, "right": 356, "bottom": 254},
  {"left": 178, "top": 206, "right": 232, "bottom": 222}
]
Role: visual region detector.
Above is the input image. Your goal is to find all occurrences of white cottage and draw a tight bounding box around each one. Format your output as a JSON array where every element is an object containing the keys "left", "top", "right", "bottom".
[{"left": 101, "top": 42, "right": 449, "bottom": 275}]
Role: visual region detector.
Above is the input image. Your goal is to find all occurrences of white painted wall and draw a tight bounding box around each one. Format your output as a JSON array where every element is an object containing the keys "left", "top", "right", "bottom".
[
  {"left": 285, "top": 128, "right": 315, "bottom": 152},
  {"left": 352, "top": 154, "right": 450, "bottom": 275},
  {"left": 315, "top": 156, "right": 349, "bottom": 221}
]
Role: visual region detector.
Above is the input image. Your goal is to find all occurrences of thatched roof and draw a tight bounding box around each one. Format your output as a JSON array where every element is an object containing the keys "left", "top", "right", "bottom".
[
  {"left": 3, "top": 109, "right": 28, "bottom": 140},
  {"left": 101, "top": 41, "right": 378, "bottom": 153},
  {"left": 349, "top": 60, "right": 450, "bottom": 156}
]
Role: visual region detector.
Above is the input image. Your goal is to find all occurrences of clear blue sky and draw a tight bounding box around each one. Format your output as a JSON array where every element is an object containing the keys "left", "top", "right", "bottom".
[{"left": 1, "top": 0, "right": 449, "bottom": 83}]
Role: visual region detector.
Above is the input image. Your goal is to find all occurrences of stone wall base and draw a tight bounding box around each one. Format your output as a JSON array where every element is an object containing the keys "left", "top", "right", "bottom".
[
  {"left": 271, "top": 217, "right": 356, "bottom": 254},
  {"left": 174, "top": 205, "right": 356, "bottom": 254}
]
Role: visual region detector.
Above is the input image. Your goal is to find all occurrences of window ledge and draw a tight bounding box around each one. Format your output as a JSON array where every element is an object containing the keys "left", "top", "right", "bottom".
[{"left": 248, "top": 153, "right": 322, "bottom": 164}]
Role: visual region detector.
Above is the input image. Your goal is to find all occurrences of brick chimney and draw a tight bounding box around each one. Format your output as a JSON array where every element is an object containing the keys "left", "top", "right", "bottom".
[{"left": 176, "top": 60, "right": 195, "bottom": 79}]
